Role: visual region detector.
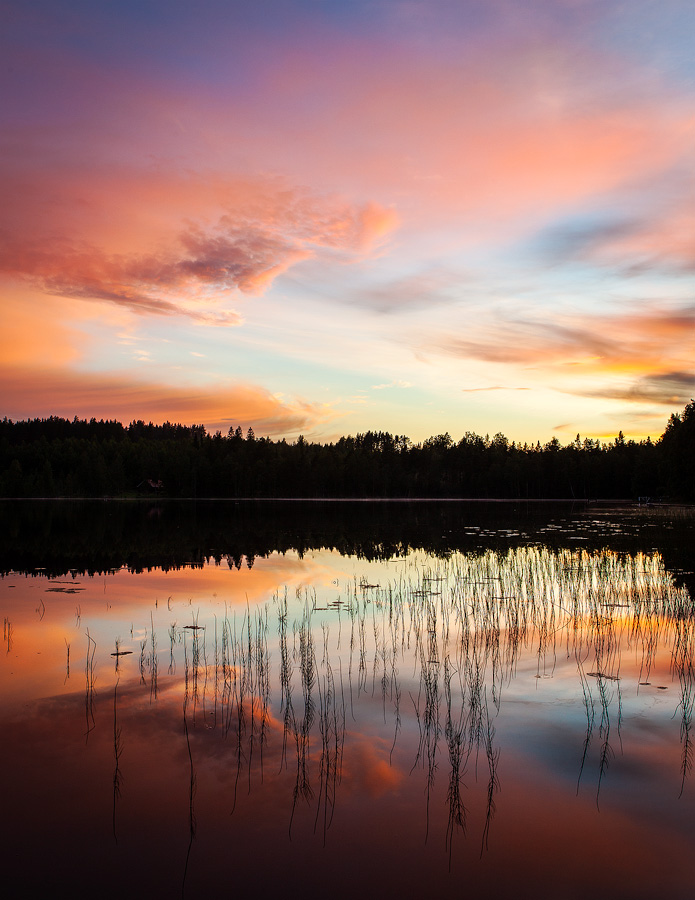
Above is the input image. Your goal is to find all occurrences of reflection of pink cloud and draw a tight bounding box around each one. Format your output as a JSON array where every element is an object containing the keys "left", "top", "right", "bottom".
[
  {"left": 98, "top": 556, "right": 333, "bottom": 615},
  {"left": 0, "top": 365, "right": 337, "bottom": 435},
  {"left": 479, "top": 746, "right": 691, "bottom": 896},
  {"left": 342, "top": 735, "right": 404, "bottom": 798}
]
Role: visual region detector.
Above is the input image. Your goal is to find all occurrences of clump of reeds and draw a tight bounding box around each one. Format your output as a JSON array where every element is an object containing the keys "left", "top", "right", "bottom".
[
  {"left": 314, "top": 632, "right": 345, "bottom": 845},
  {"left": 150, "top": 611, "right": 158, "bottom": 701},
  {"left": 112, "top": 678, "right": 123, "bottom": 841},
  {"left": 289, "top": 602, "right": 317, "bottom": 832},
  {"left": 84, "top": 629, "right": 97, "bottom": 741},
  {"left": 444, "top": 654, "right": 467, "bottom": 866},
  {"left": 89, "top": 535, "right": 695, "bottom": 861}
]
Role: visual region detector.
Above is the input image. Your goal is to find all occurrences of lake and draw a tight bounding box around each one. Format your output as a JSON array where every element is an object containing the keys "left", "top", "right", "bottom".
[{"left": 2, "top": 499, "right": 694, "bottom": 898}]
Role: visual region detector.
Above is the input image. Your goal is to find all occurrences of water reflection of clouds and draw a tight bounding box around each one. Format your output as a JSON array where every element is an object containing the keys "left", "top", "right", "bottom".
[
  {"left": 3, "top": 541, "right": 695, "bottom": 897},
  {"left": 341, "top": 733, "right": 405, "bottom": 798},
  {"left": 483, "top": 770, "right": 693, "bottom": 898}
]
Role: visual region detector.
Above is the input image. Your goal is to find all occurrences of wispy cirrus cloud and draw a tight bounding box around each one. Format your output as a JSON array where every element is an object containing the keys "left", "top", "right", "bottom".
[
  {"left": 427, "top": 301, "right": 694, "bottom": 410},
  {"left": 371, "top": 380, "right": 412, "bottom": 390},
  {"left": 350, "top": 269, "right": 466, "bottom": 314},
  {"left": 461, "top": 386, "right": 530, "bottom": 392},
  {"left": 431, "top": 302, "right": 695, "bottom": 371},
  {"left": 594, "top": 203, "right": 695, "bottom": 275},
  {"left": 529, "top": 178, "right": 695, "bottom": 276},
  {"left": 579, "top": 370, "right": 695, "bottom": 405},
  {"left": 531, "top": 218, "right": 641, "bottom": 265},
  {"left": 434, "top": 321, "right": 615, "bottom": 367}
]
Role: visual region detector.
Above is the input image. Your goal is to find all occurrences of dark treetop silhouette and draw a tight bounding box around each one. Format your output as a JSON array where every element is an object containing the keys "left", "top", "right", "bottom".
[{"left": 0, "top": 400, "right": 693, "bottom": 500}]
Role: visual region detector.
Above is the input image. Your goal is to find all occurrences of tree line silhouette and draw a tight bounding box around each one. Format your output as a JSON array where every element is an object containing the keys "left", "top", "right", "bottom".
[{"left": 0, "top": 401, "right": 692, "bottom": 500}]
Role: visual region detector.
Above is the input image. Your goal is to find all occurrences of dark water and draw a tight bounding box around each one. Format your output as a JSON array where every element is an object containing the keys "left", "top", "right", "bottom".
[{"left": 1, "top": 500, "right": 694, "bottom": 898}]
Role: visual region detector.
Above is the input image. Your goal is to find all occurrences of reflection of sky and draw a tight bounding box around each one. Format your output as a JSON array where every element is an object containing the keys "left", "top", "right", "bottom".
[{"left": 2, "top": 545, "right": 695, "bottom": 896}]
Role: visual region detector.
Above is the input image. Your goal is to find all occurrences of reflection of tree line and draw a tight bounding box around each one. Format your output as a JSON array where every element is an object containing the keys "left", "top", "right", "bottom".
[
  {"left": 104, "top": 546, "right": 695, "bottom": 866},
  {"left": 1, "top": 403, "right": 693, "bottom": 499},
  {"left": 3, "top": 500, "right": 694, "bottom": 600}
]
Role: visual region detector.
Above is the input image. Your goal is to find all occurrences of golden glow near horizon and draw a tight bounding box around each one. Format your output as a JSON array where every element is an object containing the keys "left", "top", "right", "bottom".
[{"left": 1, "top": 1, "right": 694, "bottom": 445}]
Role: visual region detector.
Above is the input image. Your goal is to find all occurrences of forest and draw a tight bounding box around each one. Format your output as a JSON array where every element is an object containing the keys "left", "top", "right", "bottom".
[{"left": 0, "top": 401, "right": 693, "bottom": 500}]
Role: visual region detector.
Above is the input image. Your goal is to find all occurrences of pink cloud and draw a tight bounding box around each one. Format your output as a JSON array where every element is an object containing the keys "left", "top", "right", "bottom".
[{"left": 0, "top": 165, "right": 399, "bottom": 322}]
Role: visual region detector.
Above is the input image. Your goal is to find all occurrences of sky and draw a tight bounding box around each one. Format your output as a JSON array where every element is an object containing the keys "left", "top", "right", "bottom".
[{"left": 1, "top": 0, "right": 694, "bottom": 445}]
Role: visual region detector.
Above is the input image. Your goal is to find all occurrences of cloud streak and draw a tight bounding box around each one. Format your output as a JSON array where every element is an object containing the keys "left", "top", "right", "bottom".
[
  {"left": 0, "top": 365, "right": 336, "bottom": 436},
  {"left": 428, "top": 301, "right": 695, "bottom": 407},
  {"left": 432, "top": 302, "right": 695, "bottom": 370},
  {"left": 350, "top": 269, "right": 467, "bottom": 314},
  {"left": 580, "top": 371, "right": 695, "bottom": 406},
  {"left": 530, "top": 182, "right": 695, "bottom": 276},
  {"left": 461, "top": 386, "right": 530, "bottom": 392}
]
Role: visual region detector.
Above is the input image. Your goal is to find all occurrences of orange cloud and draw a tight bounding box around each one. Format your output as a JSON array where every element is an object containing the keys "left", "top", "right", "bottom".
[
  {"left": 0, "top": 365, "right": 337, "bottom": 436},
  {"left": 7, "top": 27, "right": 688, "bottom": 285},
  {"left": 0, "top": 290, "right": 82, "bottom": 367}
]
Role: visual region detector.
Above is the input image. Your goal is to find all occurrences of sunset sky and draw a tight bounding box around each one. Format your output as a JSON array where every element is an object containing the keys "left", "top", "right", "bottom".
[{"left": 2, "top": 0, "right": 693, "bottom": 444}]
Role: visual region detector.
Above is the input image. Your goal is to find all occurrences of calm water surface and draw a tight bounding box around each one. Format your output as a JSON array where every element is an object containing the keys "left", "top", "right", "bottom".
[{"left": 2, "top": 500, "right": 694, "bottom": 898}]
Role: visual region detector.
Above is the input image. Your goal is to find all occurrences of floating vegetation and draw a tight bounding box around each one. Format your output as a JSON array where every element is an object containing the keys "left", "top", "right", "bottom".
[{"left": 45, "top": 587, "right": 85, "bottom": 593}]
